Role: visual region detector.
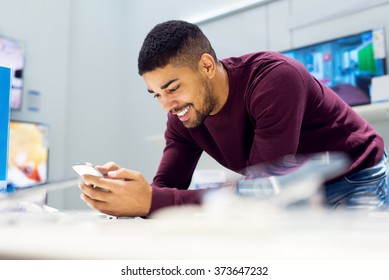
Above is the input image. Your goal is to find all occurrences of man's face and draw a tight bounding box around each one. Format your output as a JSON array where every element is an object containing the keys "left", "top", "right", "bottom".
[{"left": 143, "top": 64, "right": 216, "bottom": 128}]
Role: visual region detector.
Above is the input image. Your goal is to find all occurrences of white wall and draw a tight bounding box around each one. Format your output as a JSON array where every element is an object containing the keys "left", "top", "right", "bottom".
[
  {"left": 61, "top": 0, "right": 131, "bottom": 208},
  {"left": 0, "top": 0, "right": 71, "bottom": 207},
  {"left": 1, "top": 0, "right": 388, "bottom": 210}
]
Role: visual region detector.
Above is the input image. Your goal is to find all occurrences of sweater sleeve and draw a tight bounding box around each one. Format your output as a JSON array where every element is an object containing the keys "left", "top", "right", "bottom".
[
  {"left": 148, "top": 114, "right": 204, "bottom": 215},
  {"left": 148, "top": 186, "right": 205, "bottom": 215},
  {"left": 247, "top": 61, "right": 308, "bottom": 166}
]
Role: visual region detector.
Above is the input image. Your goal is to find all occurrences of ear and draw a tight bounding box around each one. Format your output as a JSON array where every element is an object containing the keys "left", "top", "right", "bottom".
[{"left": 198, "top": 53, "right": 216, "bottom": 79}]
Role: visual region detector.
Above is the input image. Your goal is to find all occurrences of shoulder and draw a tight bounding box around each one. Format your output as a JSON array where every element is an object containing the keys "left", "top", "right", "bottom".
[
  {"left": 221, "top": 51, "right": 294, "bottom": 68},
  {"left": 221, "top": 51, "right": 309, "bottom": 83}
]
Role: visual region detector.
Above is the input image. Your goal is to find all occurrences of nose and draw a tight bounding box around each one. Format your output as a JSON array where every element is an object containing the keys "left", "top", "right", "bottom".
[{"left": 158, "top": 94, "right": 178, "bottom": 112}]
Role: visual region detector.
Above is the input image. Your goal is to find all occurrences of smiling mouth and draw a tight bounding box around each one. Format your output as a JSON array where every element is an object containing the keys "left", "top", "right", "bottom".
[{"left": 176, "top": 106, "right": 190, "bottom": 117}]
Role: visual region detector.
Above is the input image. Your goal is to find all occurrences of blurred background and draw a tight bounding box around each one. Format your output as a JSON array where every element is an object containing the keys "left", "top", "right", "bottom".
[{"left": 1, "top": 0, "right": 389, "bottom": 210}]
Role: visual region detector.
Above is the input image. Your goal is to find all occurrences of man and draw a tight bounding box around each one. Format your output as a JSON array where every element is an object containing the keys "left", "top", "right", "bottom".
[{"left": 80, "top": 20, "right": 387, "bottom": 217}]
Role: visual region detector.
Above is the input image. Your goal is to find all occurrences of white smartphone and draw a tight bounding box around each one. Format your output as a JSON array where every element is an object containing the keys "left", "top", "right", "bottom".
[
  {"left": 73, "top": 162, "right": 110, "bottom": 193},
  {"left": 72, "top": 162, "right": 104, "bottom": 178}
]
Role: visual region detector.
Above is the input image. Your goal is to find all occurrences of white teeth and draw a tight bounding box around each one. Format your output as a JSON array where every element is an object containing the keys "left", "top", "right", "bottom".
[{"left": 177, "top": 106, "right": 189, "bottom": 117}]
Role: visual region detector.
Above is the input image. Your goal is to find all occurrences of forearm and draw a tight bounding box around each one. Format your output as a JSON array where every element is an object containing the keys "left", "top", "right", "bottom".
[{"left": 148, "top": 185, "right": 205, "bottom": 216}]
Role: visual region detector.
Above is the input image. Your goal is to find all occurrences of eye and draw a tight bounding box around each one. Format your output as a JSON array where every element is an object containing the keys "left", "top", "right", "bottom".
[
  {"left": 153, "top": 93, "right": 161, "bottom": 99},
  {"left": 168, "top": 85, "right": 180, "bottom": 93}
]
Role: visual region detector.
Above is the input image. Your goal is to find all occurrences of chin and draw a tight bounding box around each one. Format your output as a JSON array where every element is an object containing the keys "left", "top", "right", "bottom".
[
  {"left": 183, "top": 120, "right": 203, "bottom": 129},
  {"left": 183, "top": 122, "right": 194, "bottom": 129}
]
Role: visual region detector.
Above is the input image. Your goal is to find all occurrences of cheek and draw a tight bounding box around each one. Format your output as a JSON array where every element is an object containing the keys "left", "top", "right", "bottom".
[
  {"left": 193, "top": 83, "right": 208, "bottom": 105},
  {"left": 157, "top": 97, "right": 171, "bottom": 110},
  {"left": 188, "top": 92, "right": 201, "bottom": 108}
]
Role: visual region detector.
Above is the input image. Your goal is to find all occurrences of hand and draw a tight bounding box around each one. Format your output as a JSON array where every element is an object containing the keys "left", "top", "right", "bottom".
[{"left": 79, "top": 162, "right": 152, "bottom": 217}]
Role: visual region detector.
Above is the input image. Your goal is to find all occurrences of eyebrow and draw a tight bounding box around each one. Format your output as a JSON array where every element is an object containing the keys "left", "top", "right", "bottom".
[{"left": 147, "top": 78, "right": 178, "bottom": 94}]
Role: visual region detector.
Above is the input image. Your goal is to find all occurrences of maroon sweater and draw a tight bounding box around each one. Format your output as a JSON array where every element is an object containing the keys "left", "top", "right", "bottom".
[{"left": 149, "top": 52, "right": 384, "bottom": 214}]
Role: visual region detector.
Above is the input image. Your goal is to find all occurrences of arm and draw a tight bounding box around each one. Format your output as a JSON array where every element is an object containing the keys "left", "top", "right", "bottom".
[
  {"left": 79, "top": 116, "right": 204, "bottom": 217},
  {"left": 149, "top": 114, "right": 204, "bottom": 213},
  {"left": 246, "top": 61, "right": 308, "bottom": 175},
  {"left": 80, "top": 168, "right": 205, "bottom": 217},
  {"left": 152, "top": 115, "right": 203, "bottom": 189}
]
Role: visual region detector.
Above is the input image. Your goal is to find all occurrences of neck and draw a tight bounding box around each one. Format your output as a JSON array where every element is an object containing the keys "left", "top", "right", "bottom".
[{"left": 210, "top": 62, "right": 229, "bottom": 115}]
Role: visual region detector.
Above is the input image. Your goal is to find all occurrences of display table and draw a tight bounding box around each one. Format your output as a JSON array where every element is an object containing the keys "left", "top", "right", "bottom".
[{"left": 1, "top": 206, "right": 388, "bottom": 260}]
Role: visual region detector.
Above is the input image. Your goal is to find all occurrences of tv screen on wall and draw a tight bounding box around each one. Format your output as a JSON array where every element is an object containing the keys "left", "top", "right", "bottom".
[
  {"left": 0, "top": 35, "right": 25, "bottom": 110},
  {"left": 7, "top": 121, "right": 49, "bottom": 190},
  {"left": 281, "top": 28, "right": 387, "bottom": 107}
]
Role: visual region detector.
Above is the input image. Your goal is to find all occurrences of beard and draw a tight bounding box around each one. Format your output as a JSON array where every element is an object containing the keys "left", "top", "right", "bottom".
[{"left": 182, "top": 80, "right": 215, "bottom": 128}]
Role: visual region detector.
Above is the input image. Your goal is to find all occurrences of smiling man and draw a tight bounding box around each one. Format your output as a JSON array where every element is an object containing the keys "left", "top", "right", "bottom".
[
  {"left": 144, "top": 62, "right": 227, "bottom": 128},
  {"left": 79, "top": 20, "right": 387, "bottom": 217}
]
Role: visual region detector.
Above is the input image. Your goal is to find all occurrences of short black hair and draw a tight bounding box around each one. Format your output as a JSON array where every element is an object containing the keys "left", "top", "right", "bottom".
[{"left": 138, "top": 20, "right": 217, "bottom": 75}]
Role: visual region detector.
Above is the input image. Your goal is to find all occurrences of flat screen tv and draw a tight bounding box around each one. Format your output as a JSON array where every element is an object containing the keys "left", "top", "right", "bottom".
[
  {"left": 0, "top": 35, "right": 25, "bottom": 110},
  {"left": 6, "top": 120, "right": 49, "bottom": 191},
  {"left": 281, "top": 28, "right": 387, "bottom": 106}
]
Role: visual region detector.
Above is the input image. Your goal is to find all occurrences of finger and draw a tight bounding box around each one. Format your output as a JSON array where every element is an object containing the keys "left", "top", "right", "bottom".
[
  {"left": 78, "top": 178, "right": 93, "bottom": 188},
  {"left": 107, "top": 168, "right": 143, "bottom": 180},
  {"left": 95, "top": 162, "right": 121, "bottom": 175},
  {"left": 82, "top": 174, "right": 122, "bottom": 192},
  {"left": 79, "top": 181, "right": 113, "bottom": 201},
  {"left": 81, "top": 192, "right": 109, "bottom": 211},
  {"left": 81, "top": 193, "right": 119, "bottom": 216}
]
